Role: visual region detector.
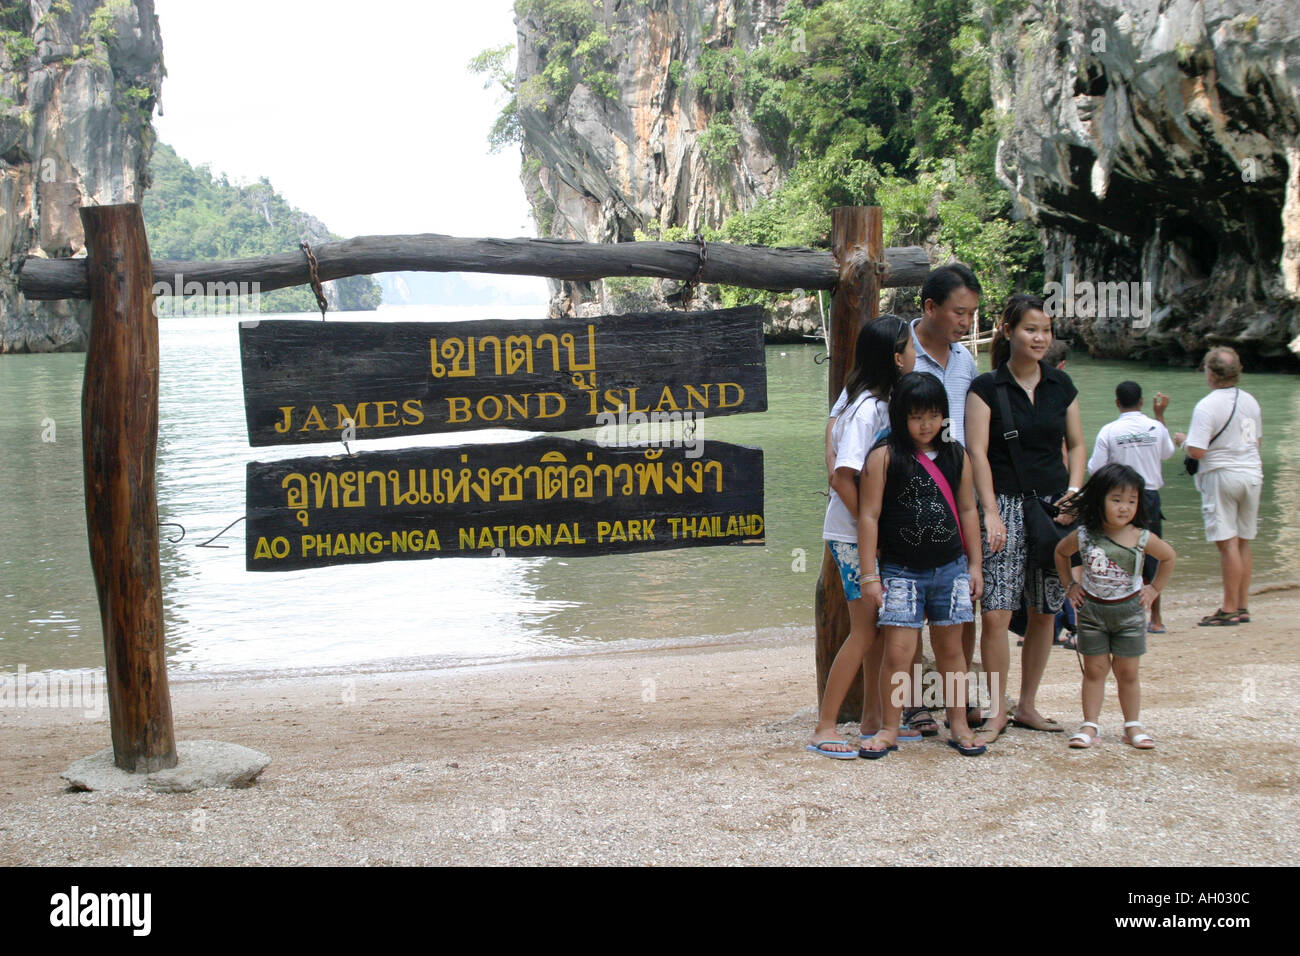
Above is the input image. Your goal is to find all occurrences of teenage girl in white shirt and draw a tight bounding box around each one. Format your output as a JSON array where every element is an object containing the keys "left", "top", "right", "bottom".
[{"left": 807, "top": 316, "right": 916, "bottom": 757}]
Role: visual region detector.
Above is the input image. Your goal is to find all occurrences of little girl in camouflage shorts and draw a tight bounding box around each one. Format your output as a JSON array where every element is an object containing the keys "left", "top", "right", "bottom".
[{"left": 1054, "top": 464, "right": 1176, "bottom": 750}]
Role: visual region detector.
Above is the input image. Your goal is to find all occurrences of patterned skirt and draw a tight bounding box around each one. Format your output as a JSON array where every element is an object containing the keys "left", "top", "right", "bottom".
[{"left": 980, "top": 493, "right": 1065, "bottom": 614}]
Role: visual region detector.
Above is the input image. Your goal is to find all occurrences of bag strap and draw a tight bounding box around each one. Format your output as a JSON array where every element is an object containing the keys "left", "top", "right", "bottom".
[
  {"left": 994, "top": 379, "right": 1037, "bottom": 498},
  {"left": 1207, "top": 388, "right": 1239, "bottom": 448},
  {"left": 1101, "top": 528, "right": 1151, "bottom": 577},
  {"left": 914, "top": 451, "right": 967, "bottom": 553}
]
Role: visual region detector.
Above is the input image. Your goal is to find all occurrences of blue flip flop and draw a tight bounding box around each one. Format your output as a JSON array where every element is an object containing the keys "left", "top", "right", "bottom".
[
  {"left": 806, "top": 740, "right": 858, "bottom": 760},
  {"left": 947, "top": 737, "right": 987, "bottom": 757}
]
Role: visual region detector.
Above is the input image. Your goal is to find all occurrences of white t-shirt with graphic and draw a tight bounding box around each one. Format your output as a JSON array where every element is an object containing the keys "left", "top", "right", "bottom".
[{"left": 1088, "top": 411, "right": 1175, "bottom": 490}]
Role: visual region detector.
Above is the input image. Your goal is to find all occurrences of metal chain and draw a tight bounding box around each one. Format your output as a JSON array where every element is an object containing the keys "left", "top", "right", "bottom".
[{"left": 300, "top": 240, "right": 329, "bottom": 319}]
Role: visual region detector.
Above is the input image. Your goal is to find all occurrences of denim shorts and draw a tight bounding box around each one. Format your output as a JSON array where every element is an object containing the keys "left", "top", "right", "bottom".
[{"left": 878, "top": 556, "right": 974, "bottom": 629}]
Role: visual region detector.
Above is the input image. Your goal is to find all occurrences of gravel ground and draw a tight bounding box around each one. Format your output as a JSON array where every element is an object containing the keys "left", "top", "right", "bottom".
[{"left": 1, "top": 589, "right": 1295, "bottom": 866}]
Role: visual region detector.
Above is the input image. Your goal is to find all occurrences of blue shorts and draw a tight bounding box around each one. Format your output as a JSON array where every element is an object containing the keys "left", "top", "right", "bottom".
[
  {"left": 878, "top": 557, "right": 974, "bottom": 629},
  {"left": 828, "top": 540, "right": 874, "bottom": 601}
]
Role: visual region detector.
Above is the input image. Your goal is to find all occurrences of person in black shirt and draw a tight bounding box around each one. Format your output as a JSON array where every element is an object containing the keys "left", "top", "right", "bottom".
[
  {"left": 965, "top": 294, "right": 1085, "bottom": 741},
  {"left": 858, "top": 373, "right": 987, "bottom": 757}
]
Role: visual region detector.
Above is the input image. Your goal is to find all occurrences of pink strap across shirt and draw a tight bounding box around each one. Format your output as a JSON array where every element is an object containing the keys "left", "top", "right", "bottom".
[{"left": 914, "top": 452, "right": 966, "bottom": 553}]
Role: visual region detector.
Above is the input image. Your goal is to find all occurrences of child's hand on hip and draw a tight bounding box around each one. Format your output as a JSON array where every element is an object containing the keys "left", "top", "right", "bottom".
[{"left": 1139, "top": 584, "right": 1158, "bottom": 610}]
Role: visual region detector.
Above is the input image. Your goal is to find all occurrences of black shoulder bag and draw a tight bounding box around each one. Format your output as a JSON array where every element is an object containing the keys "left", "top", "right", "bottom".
[
  {"left": 994, "top": 381, "right": 1072, "bottom": 569},
  {"left": 1184, "top": 388, "right": 1238, "bottom": 476}
]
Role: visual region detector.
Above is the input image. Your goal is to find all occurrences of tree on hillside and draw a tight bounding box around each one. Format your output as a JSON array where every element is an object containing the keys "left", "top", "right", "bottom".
[{"left": 142, "top": 142, "right": 382, "bottom": 313}]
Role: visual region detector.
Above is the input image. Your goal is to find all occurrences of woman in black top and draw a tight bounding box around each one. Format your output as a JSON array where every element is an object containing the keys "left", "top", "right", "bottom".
[{"left": 965, "top": 294, "right": 1085, "bottom": 741}]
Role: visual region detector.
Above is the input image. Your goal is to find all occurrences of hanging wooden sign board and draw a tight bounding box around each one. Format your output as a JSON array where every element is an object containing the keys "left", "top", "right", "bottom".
[
  {"left": 246, "top": 435, "right": 764, "bottom": 571},
  {"left": 238, "top": 306, "right": 767, "bottom": 446}
]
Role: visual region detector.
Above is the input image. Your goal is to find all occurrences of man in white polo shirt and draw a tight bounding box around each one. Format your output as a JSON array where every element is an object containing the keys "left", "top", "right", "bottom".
[{"left": 1088, "top": 381, "right": 1176, "bottom": 631}]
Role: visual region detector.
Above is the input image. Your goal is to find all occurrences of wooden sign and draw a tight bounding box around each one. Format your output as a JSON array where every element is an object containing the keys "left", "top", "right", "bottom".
[
  {"left": 246, "top": 436, "right": 764, "bottom": 571},
  {"left": 239, "top": 306, "right": 767, "bottom": 446}
]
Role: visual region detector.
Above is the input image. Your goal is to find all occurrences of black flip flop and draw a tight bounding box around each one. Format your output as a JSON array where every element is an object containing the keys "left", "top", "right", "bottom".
[
  {"left": 947, "top": 737, "right": 987, "bottom": 757},
  {"left": 858, "top": 742, "right": 898, "bottom": 760}
]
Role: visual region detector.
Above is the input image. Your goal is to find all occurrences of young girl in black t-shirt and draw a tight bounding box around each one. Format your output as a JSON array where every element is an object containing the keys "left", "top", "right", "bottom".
[{"left": 857, "top": 373, "right": 987, "bottom": 757}]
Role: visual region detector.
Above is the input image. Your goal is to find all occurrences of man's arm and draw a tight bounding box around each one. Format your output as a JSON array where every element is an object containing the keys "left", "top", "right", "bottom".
[{"left": 1152, "top": 393, "right": 1177, "bottom": 459}]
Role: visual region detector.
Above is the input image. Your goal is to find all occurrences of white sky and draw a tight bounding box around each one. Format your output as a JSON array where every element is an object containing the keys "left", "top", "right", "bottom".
[{"left": 151, "top": 0, "right": 544, "bottom": 299}]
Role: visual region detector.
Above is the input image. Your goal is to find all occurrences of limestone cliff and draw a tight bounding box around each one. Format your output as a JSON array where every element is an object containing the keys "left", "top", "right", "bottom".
[
  {"left": 515, "top": 0, "right": 1300, "bottom": 360},
  {"left": 0, "top": 0, "right": 162, "bottom": 352},
  {"left": 992, "top": 0, "right": 1300, "bottom": 363},
  {"left": 513, "top": 0, "right": 822, "bottom": 337}
]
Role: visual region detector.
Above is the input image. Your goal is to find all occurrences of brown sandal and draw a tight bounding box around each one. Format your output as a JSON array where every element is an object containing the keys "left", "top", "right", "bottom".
[{"left": 1198, "top": 609, "right": 1238, "bottom": 627}]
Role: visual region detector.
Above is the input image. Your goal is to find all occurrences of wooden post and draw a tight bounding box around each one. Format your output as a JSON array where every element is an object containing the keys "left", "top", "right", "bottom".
[
  {"left": 814, "top": 206, "right": 883, "bottom": 721},
  {"left": 81, "top": 203, "right": 178, "bottom": 772}
]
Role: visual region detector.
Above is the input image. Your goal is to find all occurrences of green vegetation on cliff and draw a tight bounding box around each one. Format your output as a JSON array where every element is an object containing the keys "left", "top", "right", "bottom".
[
  {"left": 480, "top": 0, "right": 1042, "bottom": 313},
  {"left": 142, "top": 142, "right": 382, "bottom": 313},
  {"left": 665, "top": 0, "right": 1041, "bottom": 310},
  {"left": 471, "top": 0, "right": 616, "bottom": 151},
  {"left": 722, "top": 0, "right": 1041, "bottom": 309}
]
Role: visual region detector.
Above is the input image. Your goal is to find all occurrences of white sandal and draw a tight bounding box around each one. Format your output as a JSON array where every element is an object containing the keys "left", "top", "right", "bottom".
[
  {"left": 1068, "top": 721, "right": 1101, "bottom": 748},
  {"left": 1123, "top": 720, "right": 1155, "bottom": 749}
]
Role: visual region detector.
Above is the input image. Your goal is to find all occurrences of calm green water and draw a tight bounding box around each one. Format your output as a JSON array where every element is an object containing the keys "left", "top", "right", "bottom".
[{"left": 1, "top": 313, "right": 1297, "bottom": 675}]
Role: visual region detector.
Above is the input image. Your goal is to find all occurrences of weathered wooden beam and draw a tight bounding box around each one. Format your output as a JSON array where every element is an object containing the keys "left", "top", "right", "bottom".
[
  {"left": 80, "top": 204, "right": 177, "bottom": 773},
  {"left": 814, "top": 206, "right": 885, "bottom": 723},
  {"left": 18, "top": 235, "right": 931, "bottom": 301}
]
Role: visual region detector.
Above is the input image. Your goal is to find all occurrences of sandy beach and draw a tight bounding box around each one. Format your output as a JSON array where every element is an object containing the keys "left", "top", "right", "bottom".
[{"left": 1, "top": 585, "right": 1296, "bottom": 867}]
